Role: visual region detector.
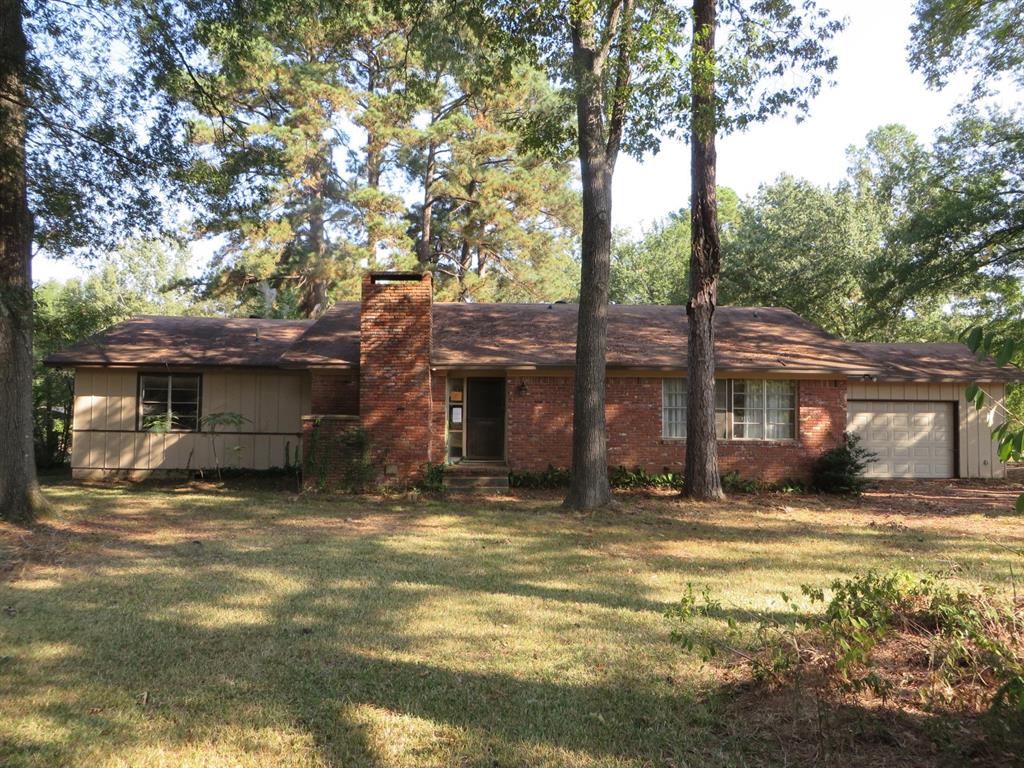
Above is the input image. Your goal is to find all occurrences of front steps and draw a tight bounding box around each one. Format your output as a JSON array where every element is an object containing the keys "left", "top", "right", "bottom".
[{"left": 442, "top": 461, "right": 510, "bottom": 493}]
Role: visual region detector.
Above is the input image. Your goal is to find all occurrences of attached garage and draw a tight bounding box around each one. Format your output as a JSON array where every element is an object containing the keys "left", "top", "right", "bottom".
[
  {"left": 848, "top": 401, "right": 955, "bottom": 478},
  {"left": 848, "top": 378, "right": 1008, "bottom": 480}
]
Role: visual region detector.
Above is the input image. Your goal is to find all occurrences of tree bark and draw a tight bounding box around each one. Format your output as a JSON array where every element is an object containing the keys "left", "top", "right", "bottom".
[
  {"left": 562, "top": 9, "right": 626, "bottom": 511},
  {"left": 0, "top": 0, "right": 46, "bottom": 522},
  {"left": 563, "top": 145, "right": 613, "bottom": 510},
  {"left": 418, "top": 142, "right": 437, "bottom": 268},
  {"left": 684, "top": 0, "right": 725, "bottom": 501}
]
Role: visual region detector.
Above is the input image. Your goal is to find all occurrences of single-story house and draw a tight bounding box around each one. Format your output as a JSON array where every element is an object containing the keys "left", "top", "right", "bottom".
[{"left": 46, "top": 271, "right": 1015, "bottom": 485}]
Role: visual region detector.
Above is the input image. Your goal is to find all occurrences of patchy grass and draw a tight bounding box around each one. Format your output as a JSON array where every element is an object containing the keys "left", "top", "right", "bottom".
[{"left": 1, "top": 479, "right": 1022, "bottom": 767}]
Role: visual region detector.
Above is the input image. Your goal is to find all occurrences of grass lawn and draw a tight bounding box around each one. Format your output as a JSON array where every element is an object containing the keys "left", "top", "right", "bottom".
[{"left": 1, "top": 479, "right": 1022, "bottom": 767}]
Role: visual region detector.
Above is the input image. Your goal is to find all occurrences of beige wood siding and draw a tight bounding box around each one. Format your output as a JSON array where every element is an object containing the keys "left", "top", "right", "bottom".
[
  {"left": 71, "top": 368, "right": 311, "bottom": 473},
  {"left": 847, "top": 381, "right": 1006, "bottom": 479}
]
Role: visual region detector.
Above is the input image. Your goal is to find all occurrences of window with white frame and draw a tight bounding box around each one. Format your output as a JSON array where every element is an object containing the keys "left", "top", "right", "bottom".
[{"left": 661, "top": 379, "right": 796, "bottom": 440}]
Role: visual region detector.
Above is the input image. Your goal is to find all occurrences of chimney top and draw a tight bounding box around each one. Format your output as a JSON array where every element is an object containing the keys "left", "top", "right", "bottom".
[{"left": 368, "top": 271, "right": 428, "bottom": 284}]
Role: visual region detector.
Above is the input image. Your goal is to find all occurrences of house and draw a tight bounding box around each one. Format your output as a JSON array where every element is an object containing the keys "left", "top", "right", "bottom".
[{"left": 46, "top": 271, "right": 1015, "bottom": 486}]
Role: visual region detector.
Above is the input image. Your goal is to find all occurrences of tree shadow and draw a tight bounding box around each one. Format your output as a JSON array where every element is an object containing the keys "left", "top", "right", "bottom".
[{"left": 3, "top": 484, "right": 1022, "bottom": 766}]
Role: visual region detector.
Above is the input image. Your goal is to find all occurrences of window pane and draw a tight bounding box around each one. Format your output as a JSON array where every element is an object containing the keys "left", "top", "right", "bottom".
[
  {"left": 766, "top": 380, "right": 796, "bottom": 439},
  {"left": 715, "top": 380, "right": 729, "bottom": 439},
  {"left": 140, "top": 375, "right": 170, "bottom": 405},
  {"left": 733, "top": 380, "right": 764, "bottom": 439},
  {"left": 662, "top": 379, "right": 686, "bottom": 438},
  {"left": 139, "top": 374, "right": 200, "bottom": 432}
]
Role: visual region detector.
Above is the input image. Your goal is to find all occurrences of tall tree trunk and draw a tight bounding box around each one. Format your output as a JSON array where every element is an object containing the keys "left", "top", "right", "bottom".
[
  {"left": 301, "top": 176, "right": 328, "bottom": 317},
  {"left": 457, "top": 239, "right": 470, "bottom": 301},
  {"left": 0, "top": 0, "right": 46, "bottom": 522},
  {"left": 563, "top": 41, "right": 615, "bottom": 510},
  {"left": 418, "top": 140, "right": 436, "bottom": 266},
  {"left": 684, "top": 0, "right": 725, "bottom": 501}
]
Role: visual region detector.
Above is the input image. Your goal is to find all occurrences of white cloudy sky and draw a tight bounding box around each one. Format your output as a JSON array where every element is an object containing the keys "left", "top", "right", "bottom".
[{"left": 33, "top": 0, "right": 1003, "bottom": 283}]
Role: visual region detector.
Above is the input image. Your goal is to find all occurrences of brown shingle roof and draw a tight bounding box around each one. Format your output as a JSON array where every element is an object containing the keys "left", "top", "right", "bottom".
[
  {"left": 431, "top": 303, "right": 877, "bottom": 375},
  {"left": 855, "top": 342, "right": 1017, "bottom": 382},
  {"left": 279, "top": 303, "right": 359, "bottom": 368},
  {"left": 44, "top": 315, "right": 311, "bottom": 368},
  {"left": 45, "top": 304, "right": 1019, "bottom": 382}
]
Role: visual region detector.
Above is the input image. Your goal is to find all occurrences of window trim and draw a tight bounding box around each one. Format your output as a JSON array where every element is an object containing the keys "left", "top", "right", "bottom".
[
  {"left": 661, "top": 378, "right": 799, "bottom": 442},
  {"left": 136, "top": 372, "right": 203, "bottom": 433}
]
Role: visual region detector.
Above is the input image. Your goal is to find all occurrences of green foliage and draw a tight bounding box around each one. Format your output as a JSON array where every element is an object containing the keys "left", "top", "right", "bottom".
[
  {"left": 509, "top": 465, "right": 685, "bottom": 490},
  {"left": 808, "top": 571, "right": 1024, "bottom": 711},
  {"left": 719, "top": 471, "right": 759, "bottom": 494},
  {"left": 608, "top": 465, "right": 684, "bottom": 490},
  {"left": 669, "top": 570, "right": 1024, "bottom": 721},
  {"left": 420, "top": 463, "right": 445, "bottom": 493},
  {"left": 164, "top": 2, "right": 579, "bottom": 316},
  {"left": 508, "top": 465, "right": 572, "bottom": 489},
  {"left": 810, "top": 433, "right": 876, "bottom": 496},
  {"left": 881, "top": 111, "right": 1024, "bottom": 317},
  {"left": 666, "top": 584, "right": 801, "bottom": 681},
  {"left": 22, "top": 0, "right": 184, "bottom": 258},
  {"left": 963, "top": 324, "right": 1024, "bottom": 512},
  {"left": 404, "top": 66, "right": 580, "bottom": 303},
  {"left": 909, "top": 0, "right": 1024, "bottom": 96},
  {"left": 610, "top": 190, "right": 738, "bottom": 306}
]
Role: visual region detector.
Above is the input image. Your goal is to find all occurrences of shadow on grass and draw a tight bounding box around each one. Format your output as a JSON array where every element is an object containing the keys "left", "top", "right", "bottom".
[{"left": 2, "top": 485, "right": 1021, "bottom": 766}]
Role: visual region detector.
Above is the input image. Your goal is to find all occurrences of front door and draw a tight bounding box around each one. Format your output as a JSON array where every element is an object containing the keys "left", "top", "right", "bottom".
[{"left": 466, "top": 378, "right": 505, "bottom": 460}]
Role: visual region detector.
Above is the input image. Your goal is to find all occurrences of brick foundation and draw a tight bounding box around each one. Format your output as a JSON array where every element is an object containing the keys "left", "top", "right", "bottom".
[{"left": 506, "top": 375, "right": 847, "bottom": 483}]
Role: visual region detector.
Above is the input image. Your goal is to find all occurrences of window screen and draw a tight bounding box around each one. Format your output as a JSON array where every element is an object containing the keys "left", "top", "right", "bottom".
[{"left": 139, "top": 374, "right": 200, "bottom": 432}]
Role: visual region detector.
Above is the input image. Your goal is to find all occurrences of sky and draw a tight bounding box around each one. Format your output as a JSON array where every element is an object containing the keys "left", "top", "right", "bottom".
[
  {"left": 32, "top": 0, "right": 999, "bottom": 283},
  {"left": 612, "top": 0, "right": 981, "bottom": 233}
]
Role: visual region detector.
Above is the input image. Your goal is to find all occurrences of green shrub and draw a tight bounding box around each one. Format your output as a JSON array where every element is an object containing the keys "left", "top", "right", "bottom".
[
  {"left": 508, "top": 465, "right": 571, "bottom": 489},
  {"left": 609, "top": 465, "right": 684, "bottom": 490},
  {"left": 720, "top": 470, "right": 760, "bottom": 493},
  {"left": 509, "top": 465, "right": 686, "bottom": 490},
  {"left": 669, "top": 570, "right": 1024, "bottom": 719},
  {"left": 420, "top": 462, "right": 445, "bottom": 492},
  {"left": 810, "top": 432, "right": 876, "bottom": 495}
]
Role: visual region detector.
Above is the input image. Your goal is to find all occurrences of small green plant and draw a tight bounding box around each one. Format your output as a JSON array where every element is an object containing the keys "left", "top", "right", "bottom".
[
  {"left": 666, "top": 584, "right": 801, "bottom": 681},
  {"left": 200, "top": 411, "right": 251, "bottom": 481},
  {"left": 420, "top": 462, "right": 445, "bottom": 492},
  {"left": 810, "top": 432, "right": 876, "bottom": 495},
  {"left": 142, "top": 413, "right": 172, "bottom": 433},
  {"left": 720, "top": 470, "right": 761, "bottom": 493}
]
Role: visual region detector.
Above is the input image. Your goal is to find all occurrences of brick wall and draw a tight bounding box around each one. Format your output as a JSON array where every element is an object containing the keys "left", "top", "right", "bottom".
[
  {"left": 506, "top": 375, "right": 847, "bottom": 483},
  {"left": 301, "top": 415, "right": 361, "bottom": 490},
  {"left": 359, "top": 272, "right": 433, "bottom": 482},
  {"left": 310, "top": 370, "right": 359, "bottom": 415}
]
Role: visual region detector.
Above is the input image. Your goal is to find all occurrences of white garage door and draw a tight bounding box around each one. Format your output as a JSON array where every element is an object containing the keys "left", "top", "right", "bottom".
[{"left": 847, "top": 401, "right": 955, "bottom": 479}]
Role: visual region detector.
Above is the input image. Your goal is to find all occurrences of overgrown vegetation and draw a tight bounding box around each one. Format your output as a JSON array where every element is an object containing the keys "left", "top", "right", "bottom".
[
  {"left": 668, "top": 569, "right": 1024, "bottom": 760},
  {"left": 509, "top": 465, "right": 807, "bottom": 494},
  {"left": 303, "top": 420, "right": 376, "bottom": 493},
  {"left": 810, "top": 433, "right": 876, "bottom": 496}
]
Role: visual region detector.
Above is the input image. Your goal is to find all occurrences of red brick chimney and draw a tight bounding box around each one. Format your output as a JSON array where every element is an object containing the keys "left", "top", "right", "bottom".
[{"left": 359, "top": 271, "right": 433, "bottom": 482}]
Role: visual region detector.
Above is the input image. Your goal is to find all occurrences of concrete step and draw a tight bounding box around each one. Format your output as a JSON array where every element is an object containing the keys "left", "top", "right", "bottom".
[{"left": 443, "top": 473, "right": 510, "bottom": 491}]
